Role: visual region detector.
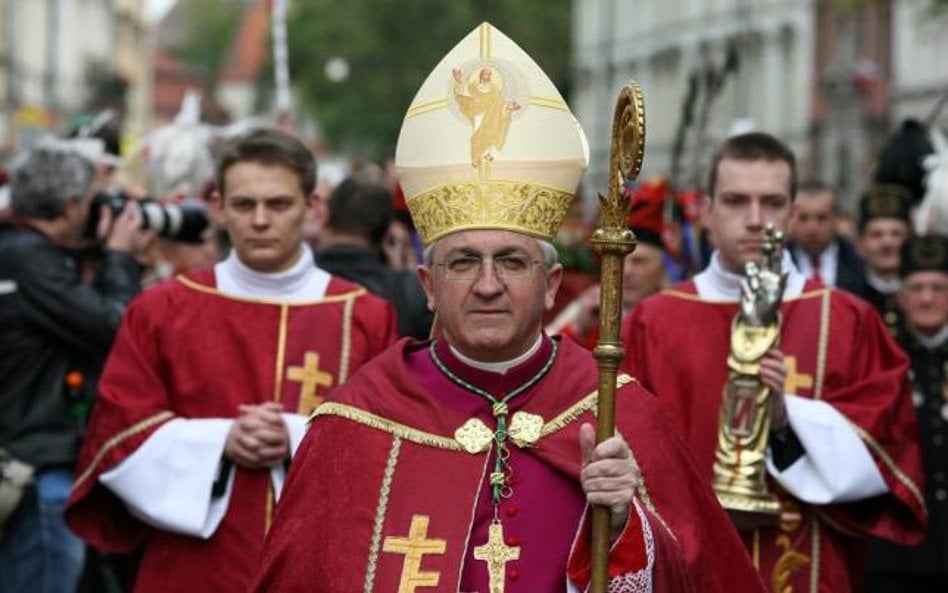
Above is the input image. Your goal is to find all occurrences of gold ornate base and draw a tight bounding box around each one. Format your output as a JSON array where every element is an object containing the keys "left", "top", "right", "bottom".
[{"left": 715, "top": 490, "right": 781, "bottom": 530}]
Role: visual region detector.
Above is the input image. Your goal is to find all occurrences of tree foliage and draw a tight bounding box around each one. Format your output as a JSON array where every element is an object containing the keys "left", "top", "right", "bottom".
[
  {"left": 286, "top": 0, "right": 572, "bottom": 158},
  {"left": 172, "top": 0, "right": 247, "bottom": 82}
]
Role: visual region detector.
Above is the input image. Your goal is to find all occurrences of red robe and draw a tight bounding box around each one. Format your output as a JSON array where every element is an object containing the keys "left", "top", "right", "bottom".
[
  {"left": 250, "top": 336, "right": 767, "bottom": 593},
  {"left": 622, "top": 281, "right": 927, "bottom": 592},
  {"left": 66, "top": 269, "right": 397, "bottom": 593}
]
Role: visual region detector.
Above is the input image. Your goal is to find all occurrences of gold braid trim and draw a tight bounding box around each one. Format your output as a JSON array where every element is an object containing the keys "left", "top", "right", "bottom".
[
  {"left": 176, "top": 275, "right": 367, "bottom": 306},
  {"left": 847, "top": 421, "right": 927, "bottom": 517},
  {"left": 364, "top": 436, "right": 402, "bottom": 593},
  {"left": 539, "top": 374, "right": 636, "bottom": 436},
  {"left": 339, "top": 295, "right": 355, "bottom": 383},
  {"left": 815, "top": 509, "right": 860, "bottom": 538},
  {"left": 73, "top": 411, "right": 175, "bottom": 489},
  {"left": 813, "top": 290, "right": 831, "bottom": 400},
  {"left": 407, "top": 180, "right": 574, "bottom": 244},
  {"left": 314, "top": 403, "right": 464, "bottom": 451},
  {"left": 810, "top": 517, "right": 821, "bottom": 593},
  {"left": 660, "top": 287, "right": 829, "bottom": 304}
]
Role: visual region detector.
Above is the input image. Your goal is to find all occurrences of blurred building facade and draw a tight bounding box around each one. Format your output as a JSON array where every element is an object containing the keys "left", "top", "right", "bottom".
[
  {"left": 571, "top": 0, "right": 948, "bottom": 212},
  {"left": 0, "top": 0, "right": 153, "bottom": 153}
]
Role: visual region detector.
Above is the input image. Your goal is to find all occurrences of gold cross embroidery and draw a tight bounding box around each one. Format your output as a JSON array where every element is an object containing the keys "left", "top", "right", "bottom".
[
  {"left": 287, "top": 352, "right": 333, "bottom": 415},
  {"left": 382, "top": 515, "right": 447, "bottom": 593},
  {"left": 473, "top": 521, "right": 520, "bottom": 593},
  {"left": 783, "top": 355, "right": 813, "bottom": 395}
]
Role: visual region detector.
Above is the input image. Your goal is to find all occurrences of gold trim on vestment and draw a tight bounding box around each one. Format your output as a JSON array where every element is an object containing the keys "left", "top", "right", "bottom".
[
  {"left": 339, "top": 295, "right": 355, "bottom": 383},
  {"left": 407, "top": 180, "right": 574, "bottom": 243},
  {"left": 364, "top": 436, "right": 402, "bottom": 593},
  {"left": 847, "top": 422, "right": 927, "bottom": 517},
  {"left": 314, "top": 403, "right": 466, "bottom": 451},
  {"left": 264, "top": 485, "right": 274, "bottom": 535},
  {"left": 810, "top": 518, "right": 820, "bottom": 593},
  {"left": 315, "top": 376, "right": 635, "bottom": 451},
  {"left": 273, "top": 305, "right": 289, "bottom": 402},
  {"left": 815, "top": 509, "right": 859, "bottom": 538},
  {"left": 752, "top": 529, "right": 760, "bottom": 568},
  {"left": 73, "top": 411, "right": 175, "bottom": 489},
  {"left": 660, "top": 287, "right": 830, "bottom": 305},
  {"left": 176, "top": 274, "right": 367, "bottom": 306},
  {"left": 539, "top": 374, "right": 635, "bottom": 437},
  {"left": 813, "top": 291, "right": 830, "bottom": 400}
]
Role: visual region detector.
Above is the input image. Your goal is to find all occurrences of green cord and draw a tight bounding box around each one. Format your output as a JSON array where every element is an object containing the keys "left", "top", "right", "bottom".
[{"left": 429, "top": 338, "right": 558, "bottom": 508}]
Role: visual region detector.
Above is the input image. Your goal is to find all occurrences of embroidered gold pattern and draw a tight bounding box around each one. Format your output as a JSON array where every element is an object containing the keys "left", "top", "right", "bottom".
[
  {"left": 454, "top": 418, "right": 494, "bottom": 454},
  {"left": 364, "top": 436, "right": 402, "bottom": 593},
  {"left": 288, "top": 351, "right": 334, "bottom": 416},
  {"left": 508, "top": 411, "right": 544, "bottom": 447},
  {"left": 74, "top": 411, "right": 175, "bottom": 489},
  {"left": 407, "top": 180, "right": 574, "bottom": 243},
  {"left": 473, "top": 521, "right": 520, "bottom": 593},
  {"left": 772, "top": 534, "right": 810, "bottom": 593},
  {"left": 382, "top": 515, "right": 447, "bottom": 593}
]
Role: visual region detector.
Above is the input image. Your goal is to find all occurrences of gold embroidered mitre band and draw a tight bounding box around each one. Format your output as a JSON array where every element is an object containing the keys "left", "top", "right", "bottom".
[{"left": 395, "top": 22, "right": 589, "bottom": 243}]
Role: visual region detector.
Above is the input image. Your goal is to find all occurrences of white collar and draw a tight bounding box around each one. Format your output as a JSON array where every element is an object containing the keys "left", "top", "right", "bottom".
[
  {"left": 214, "top": 244, "right": 331, "bottom": 301},
  {"left": 449, "top": 334, "right": 543, "bottom": 374},
  {"left": 865, "top": 271, "right": 901, "bottom": 295},
  {"left": 909, "top": 324, "right": 948, "bottom": 350},
  {"left": 694, "top": 251, "right": 806, "bottom": 301}
]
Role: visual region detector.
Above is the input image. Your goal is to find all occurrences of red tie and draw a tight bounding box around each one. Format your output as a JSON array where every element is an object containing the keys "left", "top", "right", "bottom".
[{"left": 809, "top": 253, "right": 821, "bottom": 281}]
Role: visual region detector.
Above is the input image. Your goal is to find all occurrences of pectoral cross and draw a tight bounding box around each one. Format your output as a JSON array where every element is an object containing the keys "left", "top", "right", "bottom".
[
  {"left": 783, "top": 356, "right": 813, "bottom": 395},
  {"left": 287, "top": 352, "right": 333, "bottom": 415},
  {"left": 382, "top": 515, "right": 447, "bottom": 593},
  {"left": 473, "top": 520, "right": 520, "bottom": 593}
]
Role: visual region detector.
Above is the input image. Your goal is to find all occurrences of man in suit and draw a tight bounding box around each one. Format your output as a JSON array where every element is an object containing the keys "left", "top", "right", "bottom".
[{"left": 787, "top": 180, "right": 865, "bottom": 294}]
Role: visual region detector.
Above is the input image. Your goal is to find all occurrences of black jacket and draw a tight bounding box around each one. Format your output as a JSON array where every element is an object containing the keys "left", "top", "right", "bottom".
[
  {"left": 0, "top": 223, "right": 141, "bottom": 469},
  {"left": 869, "top": 329, "right": 948, "bottom": 579},
  {"left": 788, "top": 236, "right": 866, "bottom": 295},
  {"left": 314, "top": 244, "right": 432, "bottom": 339}
]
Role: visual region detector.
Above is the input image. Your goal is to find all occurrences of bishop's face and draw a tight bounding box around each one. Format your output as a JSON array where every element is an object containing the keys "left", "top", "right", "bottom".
[
  {"left": 418, "top": 230, "right": 562, "bottom": 362},
  {"left": 213, "top": 161, "right": 314, "bottom": 273},
  {"left": 706, "top": 157, "right": 793, "bottom": 274}
]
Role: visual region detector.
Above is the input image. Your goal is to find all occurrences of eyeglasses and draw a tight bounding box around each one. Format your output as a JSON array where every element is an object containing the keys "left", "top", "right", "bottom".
[{"left": 436, "top": 254, "right": 543, "bottom": 282}]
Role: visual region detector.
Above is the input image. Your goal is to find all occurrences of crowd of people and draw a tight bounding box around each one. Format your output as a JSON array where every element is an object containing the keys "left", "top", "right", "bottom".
[{"left": 1, "top": 21, "right": 946, "bottom": 593}]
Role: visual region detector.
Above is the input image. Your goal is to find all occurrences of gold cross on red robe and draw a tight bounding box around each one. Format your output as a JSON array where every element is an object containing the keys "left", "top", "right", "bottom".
[
  {"left": 287, "top": 351, "right": 333, "bottom": 415},
  {"left": 382, "top": 515, "right": 447, "bottom": 593}
]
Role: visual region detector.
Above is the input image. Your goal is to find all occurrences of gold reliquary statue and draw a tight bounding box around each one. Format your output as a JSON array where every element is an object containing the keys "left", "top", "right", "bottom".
[{"left": 712, "top": 224, "right": 786, "bottom": 529}]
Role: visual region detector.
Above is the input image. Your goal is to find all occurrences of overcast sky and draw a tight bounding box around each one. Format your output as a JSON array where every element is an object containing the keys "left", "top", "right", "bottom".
[{"left": 145, "top": 0, "right": 178, "bottom": 23}]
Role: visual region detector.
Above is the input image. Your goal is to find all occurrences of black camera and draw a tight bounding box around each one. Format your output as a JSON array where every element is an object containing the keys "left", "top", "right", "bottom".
[{"left": 85, "top": 192, "right": 210, "bottom": 244}]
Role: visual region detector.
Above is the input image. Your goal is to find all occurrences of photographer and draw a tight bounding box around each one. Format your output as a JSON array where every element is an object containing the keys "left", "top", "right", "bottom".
[{"left": 0, "top": 141, "right": 151, "bottom": 593}]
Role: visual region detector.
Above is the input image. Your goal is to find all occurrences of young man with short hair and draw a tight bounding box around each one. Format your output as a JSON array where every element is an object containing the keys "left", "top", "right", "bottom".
[{"left": 66, "top": 129, "right": 397, "bottom": 593}]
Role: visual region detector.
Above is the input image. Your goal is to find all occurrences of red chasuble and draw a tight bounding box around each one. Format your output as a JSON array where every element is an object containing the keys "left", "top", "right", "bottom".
[
  {"left": 622, "top": 281, "right": 927, "bottom": 593},
  {"left": 250, "top": 337, "right": 767, "bottom": 593},
  {"left": 66, "top": 269, "right": 396, "bottom": 593}
]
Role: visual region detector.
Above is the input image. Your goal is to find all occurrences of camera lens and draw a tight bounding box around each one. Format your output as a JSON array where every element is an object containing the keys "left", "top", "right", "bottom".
[{"left": 86, "top": 193, "right": 210, "bottom": 243}]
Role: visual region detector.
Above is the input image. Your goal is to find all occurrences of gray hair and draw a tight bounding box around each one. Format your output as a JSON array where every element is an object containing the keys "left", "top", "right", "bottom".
[
  {"left": 423, "top": 237, "right": 559, "bottom": 269},
  {"left": 11, "top": 147, "right": 95, "bottom": 219}
]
